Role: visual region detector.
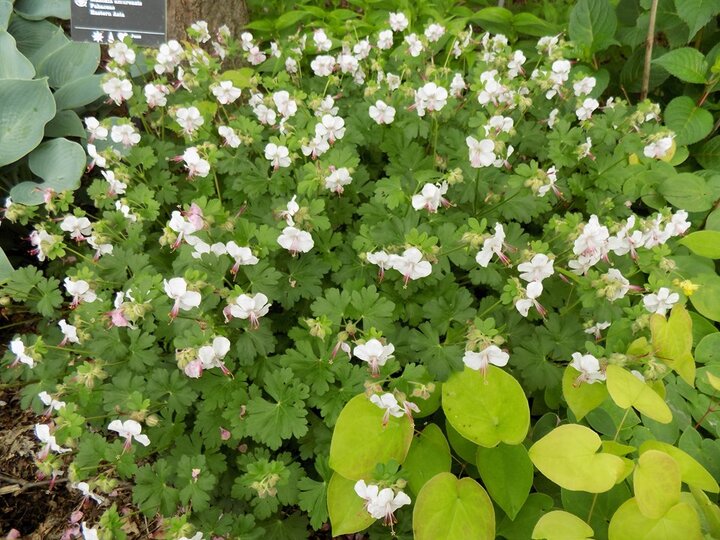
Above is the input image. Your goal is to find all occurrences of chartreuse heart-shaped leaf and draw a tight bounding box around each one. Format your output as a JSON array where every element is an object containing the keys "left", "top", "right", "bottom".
[
  {"left": 708, "top": 371, "right": 720, "bottom": 392},
  {"left": 327, "top": 473, "right": 375, "bottom": 536},
  {"left": 562, "top": 366, "right": 609, "bottom": 420},
  {"left": 402, "top": 423, "right": 451, "bottom": 495},
  {"left": 413, "top": 472, "right": 495, "bottom": 540},
  {"left": 531, "top": 510, "right": 593, "bottom": 540},
  {"left": 649, "top": 304, "right": 695, "bottom": 385},
  {"left": 476, "top": 443, "right": 533, "bottom": 520},
  {"left": 442, "top": 366, "right": 529, "bottom": 447},
  {"left": 328, "top": 394, "right": 413, "bottom": 480},
  {"left": 528, "top": 424, "right": 626, "bottom": 493},
  {"left": 633, "top": 450, "right": 681, "bottom": 519},
  {"left": 689, "top": 486, "right": 720, "bottom": 538},
  {"left": 639, "top": 441, "right": 718, "bottom": 493},
  {"left": 608, "top": 498, "right": 702, "bottom": 540},
  {"left": 605, "top": 365, "right": 672, "bottom": 424}
]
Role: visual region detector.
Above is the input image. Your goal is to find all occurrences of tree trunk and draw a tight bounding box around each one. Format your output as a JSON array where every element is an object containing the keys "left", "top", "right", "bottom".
[{"left": 167, "top": 0, "right": 249, "bottom": 41}]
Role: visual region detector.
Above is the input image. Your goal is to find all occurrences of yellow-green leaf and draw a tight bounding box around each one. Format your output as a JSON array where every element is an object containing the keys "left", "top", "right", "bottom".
[
  {"left": 639, "top": 441, "right": 719, "bottom": 493},
  {"left": 608, "top": 499, "right": 702, "bottom": 540},
  {"left": 402, "top": 423, "right": 452, "bottom": 495},
  {"left": 532, "top": 510, "right": 594, "bottom": 540},
  {"left": 528, "top": 424, "right": 626, "bottom": 493},
  {"left": 605, "top": 365, "right": 672, "bottom": 424},
  {"left": 649, "top": 304, "right": 695, "bottom": 385},
  {"left": 562, "top": 366, "right": 609, "bottom": 420},
  {"left": 633, "top": 450, "right": 681, "bottom": 519},
  {"left": 327, "top": 473, "right": 375, "bottom": 536}
]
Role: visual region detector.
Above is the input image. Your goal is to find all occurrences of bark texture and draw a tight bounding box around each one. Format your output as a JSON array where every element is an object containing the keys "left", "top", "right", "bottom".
[{"left": 167, "top": 0, "right": 249, "bottom": 41}]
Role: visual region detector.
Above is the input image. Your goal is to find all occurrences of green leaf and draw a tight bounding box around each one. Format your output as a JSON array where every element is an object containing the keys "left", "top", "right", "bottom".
[
  {"left": 14, "top": 0, "right": 70, "bottom": 20},
  {"left": 54, "top": 74, "right": 104, "bottom": 110},
  {"left": 177, "top": 455, "right": 216, "bottom": 512},
  {"left": 402, "top": 424, "right": 452, "bottom": 495},
  {"left": 413, "top": 473, "right": 495, "bottom": 540},
  {"left": 0, "top": 248, "right": 13, "bottom": 283},
  {"left": 529, "top": 424, "right": 626, "bottom": 493},
  {"left": 37, "top": 41, "right": 100, "bottom": 88},
  {"left": 653, "top": 48, "right": 709, "bottom": 84},
  {"left": 513, "top": 13, "right": 558, "bottom": 37},
  {"left": 664, "top": 97, "right": 713, "bottom": 146},
  {"left": 569, "top": 0, "right": 618, "bottom": 55},
  {"left": 696, "top": 136, "right": 720, "bottom": 169},
  {"left": 0, "top": 78, "right": 55, "bottom": 166},
  {"left": 0, "top": 30, "right": 35, "bottom": 79},
  {"left": 329, "top": 394, "right": 414, "bottom": 480},
  {"left": 476, "top": 443, "right": 533, "bottom": 520},
  {"left": 696, "top": 333, "right": 720, "bottom": 363},
  {"left": 132, "top": 460, "right": 179, "bottom": 517},
  {"left": 659, "top": 173, "right": 714, "bottom": 212},
  {"left": 531, "top": 511, "right": 594, "bottom": 540},
  {"left": 10, "top": 138, "right": 86, "bottom": 205},
  {"left": 44, "top": 110, "right": 85, "bottom": 138},
  {"left": 0, "top": 0, "right": 11, "bottom": 30},
  {"left": 689, "top": 274, "right": 720, "bottom": 322},
  {"left": 469, "top": 7, "right": 514, "bottom": 35},
  {"left": 633, "top": 450, "right": 681, "bottom": 519},
  {"left": 639, "top": 441, "right": 719, "bottom": 493},
  {"left": 442, "top": 366, "right": 530, "bottom": 448},
  {"left": 298, "top": 475, "right": 329, "bottom": 530},
  {"left": 606, "top": 365, "right": 673, "bottom": 423},
  {"left": 689, "top": 486, "right": 720, "bottom": 537},
  {"left": 220, "top": 68, "right": 255, "bottom": 89},
  {"left": 562, "top": 365, "right": 609, "bottom": 420},
  {"left": 608, "top": 499, "right": 702, "bottom": 540},
  {"left": 680, "top": 231, "right": 720, "bottom": 258},
  {"left": 675, "top": 0, "right": 720, "bottom": 38},
  {"left": 327, "top": 473, "right": 375, "bottom": 536},
  {"left": 649, "top": 304, "right": 695, "bottom": 386}
]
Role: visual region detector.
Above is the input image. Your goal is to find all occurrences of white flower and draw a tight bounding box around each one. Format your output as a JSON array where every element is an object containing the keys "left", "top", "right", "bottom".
[
  {"left": 377, "top": 29, "right": 394, "bottom": 49},
  {"left": 218, "top": 126, "right": 241, "bottom": 148},
  {"left": 310, "top": 55, "right": 335, "bottom": 76},
  {"left": 60, "top": 215, "right": 92, "bottom": 241},
  {"left": 10, "top": 339, "right": 34, "bottom": 368},
  {"left": 325, "top": 167, "right": 353, "bottom": 194},
  {"left": 240, "top": 32, "right": 254, "bottom": 51},
  {"left": 607, "top": 216, "right": 643, "bottom": 259},
  {"left": 337, "top": 53, "right": 359, "bottom": 75},
  {"left": 225, "top": 242, "right": 259, "bottom": 275},
  {"left": 573, "top": 215, "right": 609, "bottom": 264},
  {"left": 154, "top": 40, "right": 183, "bottom": 74},
  {"left": 228, "top": 293, "right": 271, "bottom": 328},
  {"left": 84, "top": 117, "right": 108, "bottom": 141},
  {"left": 507, "top": 50, "right": 526, "bottom": 78},
  {"left": 316, "top": 114, "right": 345, "bottom": 143},
  {"left": 285, "top": 57, "right": 298, "bottom": 73},
  {"left": 405, "top": 33, "right": 424, "bottom": 57},
  {"left": 144, "top": 83, "right": 169, "bottom": 108},
  {"left": 110, "top": 124, "right": 141, "bottom": 148},
  {"left": 175, "top": 107, "right": 204, "bottom": 136},
  {"left": 313, "top": 29, "right": 332, "bottom": 51},
  {"left": 315, "top": 95, "right": 338, "bottom": 117},
  {"left": 108, "top": 42, "right": 135, "bottom": 65},
  {"left": 108, "top": 419, "right": 150, "bottom": 450},
  {"left": 366, "top": 250, "right": 392, "bottom": 281},
  {"left": 664, "top": 210, "right": 691, "bottom": 237},
  {"left": 169, "top": 210, "right": 200, "bottom": 248},
  {"left": 389, "top": 247, "right": 432, "bottom": 285},
  {"left": 181, "top": 147, "right": 210, "bottom": 178},
  {"left": 64, "top": 278, "right": 97, "bottom": 308},
  {"left": 467, "top": 136, "right": 496, "bottom": 168},
  {"left": 102, "top": 77, "right": 132, "bottom": 105},
  {"left": 264, "top": 143, "right": 291, "bottom": 170},
  {"left": 277, "top": 226, "right": 314, "bottom": 254},
  {"left": 38, "top": 391, "right": 66, "bottom": 412},
  {"left": 254, "top": 104, "right": 277, "bottom": 125},
  {"left": 369, "top": 100, "right": 396, "bottom": 125},
  {"left": 385, "top": 73, "right": 401, "bottom": 90},
  {"left": 190, "top": 20, "right": 211, "bottom": 42},
  {"left": 35, "top": 424, "right": 71, "bottom": 455},
  {"left": 578, "top": 137, "right": 593, "bottom": 159},
  {"left": 547, "top": 108, "right": 559, "bottom": 129},
  {"left": 602, "top": 269, "right": 632, "bottom": 302},
  {"left": 585, "top": 321, "right": 611, "bottom": 340},
  {"left": 573, "top": 77, "right": 596, "bottom": 97},
  {"left": 301, "top": 135, "right": 330, "bottom": 158},
  {"left": 280, "top": 195, "right": 300, "bottom": 226},
  {"left": 87, "top": 143, "right": 106, "bottom": 169},
  {"left": 485, "top": 115, "right": 514, "bottom": 135},
  {"left": 450, "top": 73, "right": 466, "bottom": 96},
  {"left": 197, "top": 336, "right": 231, "bottom": 376},
  {"left": 247, "top": 46, "right": 266, "bottom": 65},
  {"left": 354, "top": 480, "right": 412, "bottom": 523},
  {"left": 58, "top": 319, "right": 80, "bottom": 346},
  {"left": 643, "top": 287, "right": 679, "bottom": 316},
  {"left": 81, "top": 523, "right": 99, "bottom": 540},
  {"left": 73, "top": 481, "right": 105, "bottom": 504},
  {"left": 212, "top": 80, "right": 241, "bottom": 105},
  {"left": 576, "top": 97, "right": 599, "bottom": 121},
  {"left": 272, "top": 90, "right": 297, "bottom": 118},
  {"left": 570, "top": 353, "right": 606, "bottom": 384},
  {"left": 115, "top": 200, "right": 137, "bottom": 222},
  {"left": 463, "top": 345, "right": 509, "bottom": 375},
  {"left": 643, "top": 136, "right": 674, "bottom": 159},
  {"left": 475, "top": 223, "right": 509, "bottom": 267},
  {"left": 389, "top": 12, "right": 409, "bottom": 32},
  {"left": 163, "top": 277, "right": 201, "bottom": 319},
  {"left": 102, "top": 170, "right": 126, "bottom": 196},
  {"left": 515, "top": 281, "right": 546, "bottom": 318},
  {"left": 353, "top": 38, "right": 371, "bottom": 59},
  {"left": 354, "top": 339, "right": 395, "bottom": 376},
  {"left": 370, "top": 393, "right": 404, "bottom": 425},
  {"left": 29, "top": 229, "right": 59, "bottom": 262},
  {"left": 517, "top": 254, "right": 554, "bottom": 283},
  {"left": 414, "top": 82, "right": 448, "bottom": 116},
  {"left": 411, "top": 182, "right": 449, "bottom": 213},
  {"left": 424, "top": 23, "right": 445, "bottom": 42}
]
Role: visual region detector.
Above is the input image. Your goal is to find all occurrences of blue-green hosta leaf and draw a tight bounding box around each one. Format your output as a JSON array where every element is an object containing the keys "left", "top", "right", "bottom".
[{"left": 0, "top": 31, "right": 35, "bottom": 79}]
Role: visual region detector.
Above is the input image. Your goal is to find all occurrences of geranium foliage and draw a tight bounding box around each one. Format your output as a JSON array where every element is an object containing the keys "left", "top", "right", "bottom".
[{"left": 2, "top": 7, "right": 720, "bottom": 540}]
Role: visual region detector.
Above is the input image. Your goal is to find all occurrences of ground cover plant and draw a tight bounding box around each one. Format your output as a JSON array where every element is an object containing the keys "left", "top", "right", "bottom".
[{"left": 2, "top": 3, "right": 720, "bottom": 539}]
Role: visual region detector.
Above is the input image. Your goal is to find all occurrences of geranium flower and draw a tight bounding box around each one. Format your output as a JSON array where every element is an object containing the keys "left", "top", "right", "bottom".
[
  {"left": 107, "top": 290, "right": 135, "bottom": 328},
  {"left": 414, "top": 82, "right": 448, "bottom": 116},
  {"left": 389, "top": 247, "right": 432, "bottom": 285},
  {"left": 273, "top": 90, "right": 297, "bottom": 117},
  {"left": 424, "top": 23, "right": 445, "bottom": 42},
  {"left": 110, "top": 124, "right": 141, "bottom": 148},
  {"left": 108, "top": 419, "right": 150, "bottom": 451},
  {"left": 169, "top": 210, "right": 200, "bottom": 249},
  {"left": 324, "top": 167, "right": 353, "bottom": 194},
  {"left": 212, "top": 81, "right": 242, "bottom": 105},
  {"left": 411, "top": 182, "right": 449, "bottom": 213},
  {"left": 64, "top": 278, "right": 97, "bottom": 308},
  {"left": 73, "top": 481, "right": 105, "bottom": 504},
  {"left": 218, "top": 126, "right": 241, "bottom": 148},
  {"left": 573, "top": 215, "right": 609, "bottom": 264},
  {"left": 354, "top": 480, "right": 411, "bottom": 527},
  {"left": 280, "top": 195, "right": 300, "bottom": 226},
  {"left": 35, "top": 424, "right": 71, "bottom": 457},
  {"left": 84, "top": 117, "right": 107, "bottom": 141},
  {"left": 196, "top": 336, "right": 232, "bottom": 376},
  {"left": 389, "top": 12, "right": 409, "bottom": 32},
  {"left": 517, "top": 254, "right": 554, "bottom": 283},
  {"left": 576, "top": 97, "right": 599, "bottom": 121},
  {"left": 315, "top": 115, "right": 345, "bottom": 143},
  {"left": 86, "top": 144, "right": 106, "bottom": 169},
  {"left": 585, "top": 321, "right": 611, "bottom": 340},
  {"left": 102, "top": 170, "right": 126, "bottom": 196},
  {"left": 476, "top": 223, "right": 510, "bottom": 267},
  {"left": 102, "top": 77, "right": 132, "bottom": 105},
  {"left": 463, "top": 345, "right": 509, "bottom": 375},
  {"left": 38, "top": 391, "right": 66, "bottom": 415},
  {"left": 377, "top": 30, "right": 393, "bottom": 49},
  {"left": 277, "top": 226, "right": 314, "bottom": 254},
  {"left": 163, "top": 277, "right": 201, "bottom": 319},
  {"left": 369, "top": 100, "right": 396, "bottom": 125},
  {"left": 467, "top": 136, "right": 496, "bottom": 168},
  {"left": 9, "top": 339, "right": 34, "bottom": 368},
  {"left": 366, "top": 250, "right": 392, "bottom": 281},
  {"left": 226, "top": 242, "right": 259, "bottom": 275},
  {"left": 180, "top": 147, "right": 210, "bottom": 178},
  {"left": 643, "top": 287, "right": 679, "bottom": 316},
  {"left": 265, "top": 143, "right": 291, "bottom": 170},
  {"left": 369, "top": 393, "right": 404, "bottom": 426},
  {"left": 569, "top": 353, "right": 605, "bottom": 384},
  {"left": 644, "top": 136, "right": 674, "bottom": 159},
  {"left": 313, "top": 28, "right": 332, "bottom": 51},
  {"left": 81, "top": 522, "right": 99, "bottom": 540},
  {"left": 175, "top": 107, "right": 204, "bottom": 136},
  {"left": 154, "top": 40, "right": 183, "bottom": 74},
  {"left": 515, "top": 281, "right": 546, "bottom": 318},
  {"left": 144, "top": 83, "right": 169, "bottom": 108},
  {"left": 227, "top": 293, "right": 271, "bottom": 329},
  {"left": 58, "top": 319, "right": 80, "bottom": 346},
  {"left": 60, "top": 215, "right": 92, "bottom": 241},
  {"left": 310, "top": 55, "right": 335, "bottom": 76},
  {"left": 354, "top": 339, "right": 395, "bottom": 376}
]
